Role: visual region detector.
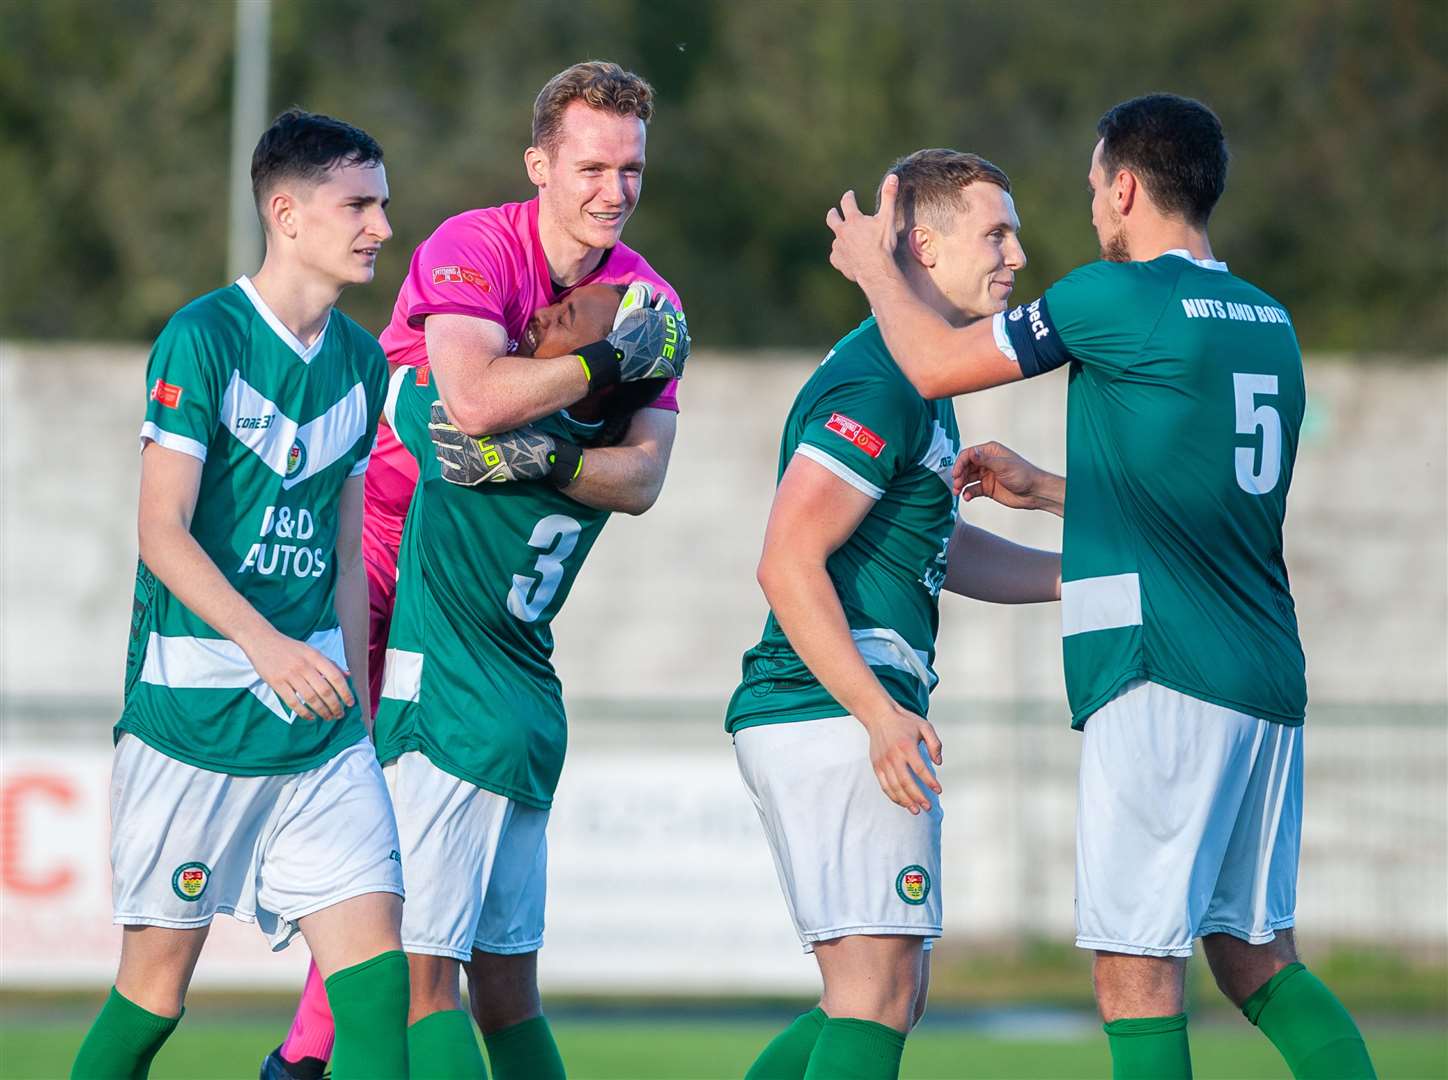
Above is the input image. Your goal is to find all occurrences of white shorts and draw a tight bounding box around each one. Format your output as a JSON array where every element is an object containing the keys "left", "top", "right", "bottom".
[
  {"left": 1075, "top": 680, "right": 1302, "bottom": 958},
  {"left": 110, "top": 735, "right": 403, "bottom": 950},
  {"left": 735, "top": 715, "right": 942, "bottom": 952},
  {"left": 385, "top": 751, "right": 548, "bottom": 961}
]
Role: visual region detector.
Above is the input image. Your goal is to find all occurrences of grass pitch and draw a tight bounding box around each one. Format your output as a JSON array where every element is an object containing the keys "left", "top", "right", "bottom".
[{"left": 2, "top": 1011, "right": 1444, "bottom": 1079}]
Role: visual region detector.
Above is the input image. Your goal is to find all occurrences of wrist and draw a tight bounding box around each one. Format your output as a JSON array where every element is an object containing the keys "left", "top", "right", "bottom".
[
  {"left": 546, "top": 440, "right": 583, "bottom": 488},
  {"left": 234, "top": 618, "right": 279, "bottom": 660},
  {"left": 852, "top": 694, "right": 900, "bottom": 730},
  {"left": 576, "top": 340, "right": 620, "bottom": 392}
]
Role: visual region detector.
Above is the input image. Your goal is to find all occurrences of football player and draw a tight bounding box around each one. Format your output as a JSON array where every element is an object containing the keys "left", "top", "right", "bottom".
[
  {"left": 828, "top": 94, "right": 1375, "bottom": 1080},
  {"left": 74, "top": 110, "right": 408, "bottom": 1080},
  {"left": 264, "top": 61, "right": 688, "bottom": 1080},
  {"left": 729, "top": 150, "right": 1060, "bottom": 1080}
]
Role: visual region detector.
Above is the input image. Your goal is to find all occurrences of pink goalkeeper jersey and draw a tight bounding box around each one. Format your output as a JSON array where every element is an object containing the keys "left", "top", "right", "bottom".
[{"left": 365, "top": 197, "right": 682, "bottom": 557}]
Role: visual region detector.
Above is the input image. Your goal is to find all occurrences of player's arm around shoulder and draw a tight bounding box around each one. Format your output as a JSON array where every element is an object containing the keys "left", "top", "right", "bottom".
[
  {"left": 136, "top": 445, "right": 355, "bottom": 723},
  {"left": 564, "top": 405, "right": 677, "bottom": 516},
  {"left": 757, "top": 453, "right": 943, "bottom": 814}
]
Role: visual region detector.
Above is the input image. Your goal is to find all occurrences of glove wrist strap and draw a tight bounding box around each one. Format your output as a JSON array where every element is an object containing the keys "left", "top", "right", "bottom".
[
  {"left": 576, "top": 340, "right": 621, "bottom": 392},
  {"left": 547, "top": 441, "right": 584, "bottom": 489}
]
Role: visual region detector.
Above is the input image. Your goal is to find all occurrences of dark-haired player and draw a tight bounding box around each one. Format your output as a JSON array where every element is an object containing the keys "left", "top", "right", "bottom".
[
  {"left": 362, "top": 281, "right": 671, "bottom": 1080},
  {"left": 828, "top": 94, "right": 1375, "bottom": 1080},
  {"left": 72, "top": 109, "right": 408, "bottom": 1079}
]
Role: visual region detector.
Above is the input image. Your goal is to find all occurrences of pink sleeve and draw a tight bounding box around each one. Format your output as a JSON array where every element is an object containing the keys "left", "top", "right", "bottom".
[
  {"left": 402, "top": 216, "right": 514, "bottom": 329},
  {"left": 648, "top": 378, "right": 680, "bottom": 413}
]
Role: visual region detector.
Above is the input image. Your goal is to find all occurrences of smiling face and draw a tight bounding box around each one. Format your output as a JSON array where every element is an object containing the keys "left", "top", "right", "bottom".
[
  {"left": 281, "top": 161, "right": 392, "bottom": 287},
  {"left": 518, "top": 282, "right": 626, "bottom": 358},
  {"left": 906, "top": 181, "right": 1026, "bottom": 322},
  {"left": 527, "top": 102, "right": 646, "bottom": 253}
]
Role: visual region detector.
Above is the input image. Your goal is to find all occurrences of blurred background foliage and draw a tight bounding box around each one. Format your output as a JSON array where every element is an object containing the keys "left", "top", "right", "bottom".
[{"left": 1, "top": 0, "right": 1444, "bottom": 353}]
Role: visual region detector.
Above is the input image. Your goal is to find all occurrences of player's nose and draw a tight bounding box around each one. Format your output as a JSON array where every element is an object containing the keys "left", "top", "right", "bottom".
[
  {"left": 1005, "top": 235, "right": 1027, "bottom": 271},
  {"left": 370, "top": 209, "right": 394, "bottom": 242}
]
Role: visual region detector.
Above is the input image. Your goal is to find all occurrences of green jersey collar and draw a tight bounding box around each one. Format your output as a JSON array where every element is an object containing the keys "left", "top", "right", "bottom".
[{"left": 235, "top": 275, "right": 331, "bottom": 363}]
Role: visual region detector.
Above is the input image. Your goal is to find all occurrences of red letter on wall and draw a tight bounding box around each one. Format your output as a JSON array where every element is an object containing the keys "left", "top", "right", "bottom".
[{"left": 1, "top": 774, "right": 79, "bottom": 895}]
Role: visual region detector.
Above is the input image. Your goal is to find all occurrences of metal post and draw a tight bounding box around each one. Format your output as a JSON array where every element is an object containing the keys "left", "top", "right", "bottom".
[{"left": 226, "top": 0, "right": 271, "bottom": 282}]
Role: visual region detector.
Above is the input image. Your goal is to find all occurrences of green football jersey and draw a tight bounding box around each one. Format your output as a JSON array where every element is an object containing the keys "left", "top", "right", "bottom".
[
  {"left": 725, "top": 317, "right": 961, "bottom": 732},
  {"left": 120, "top": 276, "right": 388, "bottom": 774},
  {"left": 373, "top": 367, "right": 612, "bottom": 809},
  {"left": 998, "top": 251, "right": 1307, "bottom": 727}
]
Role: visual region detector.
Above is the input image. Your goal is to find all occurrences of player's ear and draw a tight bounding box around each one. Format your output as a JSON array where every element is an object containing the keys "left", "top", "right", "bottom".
[
  {"left": 268, "top": 189, "right": 300, "bottom": 240},
  {"left": 1115, "top": 168, "right": 1137, "bottom": 216},
  {"left": 524, "top": 145, "right": 549, "bottom": 187},
  {"left": 906, "top": 225, "right": 937, "bottom": 268}
]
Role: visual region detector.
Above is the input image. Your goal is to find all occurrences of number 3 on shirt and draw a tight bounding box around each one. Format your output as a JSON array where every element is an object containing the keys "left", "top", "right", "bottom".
[
  {"left": 1233, "top": 372, "right": 1281, "bottom": 495},
  {"left": 508, "top": 514, "right": 581, "bottom": 622}
]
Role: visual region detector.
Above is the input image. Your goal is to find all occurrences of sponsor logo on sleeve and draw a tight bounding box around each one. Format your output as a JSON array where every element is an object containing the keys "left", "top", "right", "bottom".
[
  {"left": 149, "top": 379, "right": 183, "bottom": 409},
  {"left": 1007, "top": 298, "right": 1051, "bottom": 340},
  {"left": 431, "top": 266, "right": 491, "bottom": 293},
  {"left": 825, "top": 412, "right": 886, "bottom": 458},
  {"left": 895, "top": 864, "right": 931, "bottom": 905},
  {"left": 171, "top": 861, "right": 211, "bottom": 902}
]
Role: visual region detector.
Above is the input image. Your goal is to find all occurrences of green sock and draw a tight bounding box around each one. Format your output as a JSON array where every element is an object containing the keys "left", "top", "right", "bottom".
[
  {"left": 71, "top": 986, "right": 181, "bottom": 1079},
  {"left": 746, "top": 1007, "right": 829, "bottom": 1080},
  {"left": 1243, "top": 963, "right": 1377, "bottom": 1079},
  {"left": 483, "top": 1015, "right": 564, "bottom": 1080},
  {"left": 802, "top": 1017, "right": 906, "bottom": 1080},
  {"left": 1103, "top": 1013, "right": 1192, "bottom": 1079},
  {"left": 324, "top": 950, "right": 410, "bottom": 1080},
  {"left": 408, "top": 1009, "right": 488, "bottom": 1079}
]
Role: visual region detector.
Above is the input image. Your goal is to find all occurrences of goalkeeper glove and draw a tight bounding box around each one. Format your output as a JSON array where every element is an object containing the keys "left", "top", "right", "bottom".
[
  {"left": 428, "top": 403, "right": 583, "bottom": 488},
  {"left": 575, "top": 281, "right": 690, "bottom": 392}
]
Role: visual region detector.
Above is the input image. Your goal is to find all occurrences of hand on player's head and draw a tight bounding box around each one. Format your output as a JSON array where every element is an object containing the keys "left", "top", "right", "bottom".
[
  {"left": 518, "top": 283, "right": 628, "bottom": 359},
  {"left": 826, "top": 175, "right": 900, "bottom": 284}
]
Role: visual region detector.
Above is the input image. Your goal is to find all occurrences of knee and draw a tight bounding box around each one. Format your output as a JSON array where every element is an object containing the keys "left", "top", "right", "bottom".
[
  {"left": 407, "top": 953, "right": 462, "bottom": 1021},
  {"left": 466, "top": 955, "right": 541, "bottom": 1035},
  {"left": 1203, "top": 933, "right": 1297, "bottom": 1009}
]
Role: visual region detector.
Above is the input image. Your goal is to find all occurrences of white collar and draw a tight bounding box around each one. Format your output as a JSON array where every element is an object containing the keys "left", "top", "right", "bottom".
[
  {"left": 235, "top": 276, "right": 330, "bottom": 363},
  {"left": 1162, "top": 248, "right": 1229, "bottom": 273}
]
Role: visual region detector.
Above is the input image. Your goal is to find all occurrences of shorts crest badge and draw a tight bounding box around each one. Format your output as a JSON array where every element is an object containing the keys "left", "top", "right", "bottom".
[
  {"left": 171, "top": 862, "right": 211, "bottom": 902},
  {"left": 895, "top": 864, "right": 930, "bottom": 905}
]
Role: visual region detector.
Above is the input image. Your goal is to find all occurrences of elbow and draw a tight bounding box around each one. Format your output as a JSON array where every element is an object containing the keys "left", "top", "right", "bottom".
[
  {"left": 448, "top": 402, "right": 498, "bottom": 438},
  {"left": 441, "top": 391, "right": 511, "bottom": 438},
  {"left": 136, "top": 513, "right": 171, "bottom": 571},
  {"left": 755, "top": 553, "right": 786, "bottom": 603},
  {"left": 620, "top": 477, "right": 665, "bottom": 516},
  {"left": 909, "top": 365, "right": 954, "bottom": 401}
]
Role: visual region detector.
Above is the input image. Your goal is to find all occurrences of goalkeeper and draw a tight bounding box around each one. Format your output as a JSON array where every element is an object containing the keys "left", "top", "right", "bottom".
[{"left": 265, "top": 59, "right": 687, "bottom": 1080}]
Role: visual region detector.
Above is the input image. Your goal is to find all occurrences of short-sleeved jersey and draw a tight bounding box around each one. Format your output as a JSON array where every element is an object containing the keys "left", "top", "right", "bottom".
[
  {"left": 725, "top": 318, "right": 961, "bottom": 732},
  {"left": 372, "top": 367, "right": 612, "bottom": 808},
  {"left": 997, "top": 251, "right": 1307, "bottom": 728},
  {"left": 120, "top": 277, "right": 388, "bottom": 774},
  {"left": 363, "top": 198, "right": 684, "bottom": 559}
]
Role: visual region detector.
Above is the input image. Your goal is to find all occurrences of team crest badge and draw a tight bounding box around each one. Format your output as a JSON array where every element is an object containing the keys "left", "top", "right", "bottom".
[
  {"left": 171, "top": 862, "right": 211, "bottom": 902},
  {"left": 285, "top": 440, "right": 307, "bottom": 478},
  {"left": 895, "top": 865, "right": 930, "bottom": 905}
]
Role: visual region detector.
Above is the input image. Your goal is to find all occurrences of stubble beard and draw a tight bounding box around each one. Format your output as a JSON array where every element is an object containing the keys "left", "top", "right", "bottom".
[{"left": 1099, "top": 211, "right": 1130, "bottom": 263}]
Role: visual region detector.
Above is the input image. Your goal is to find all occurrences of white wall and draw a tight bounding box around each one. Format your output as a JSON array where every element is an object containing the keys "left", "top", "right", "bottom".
[{"left": 1, "top": 344, "right": 1444, "bottom": 988}]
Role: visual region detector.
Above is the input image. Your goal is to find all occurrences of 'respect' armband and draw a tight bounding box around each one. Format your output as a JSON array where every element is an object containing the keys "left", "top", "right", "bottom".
[
  {"left": 575, "top": 340, "right": 621, "bottom": 393},
  {"left": 997, "top": 295, "right": 1073, "bottom": 378},
  {"left": 546, "top": 439, "right": 584, "bottom": 489}
]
